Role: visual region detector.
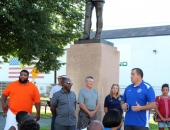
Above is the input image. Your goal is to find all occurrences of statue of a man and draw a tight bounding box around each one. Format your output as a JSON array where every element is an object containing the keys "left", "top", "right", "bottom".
[{"left": 77, "top": 0, "right": 105, "bottom": 40}]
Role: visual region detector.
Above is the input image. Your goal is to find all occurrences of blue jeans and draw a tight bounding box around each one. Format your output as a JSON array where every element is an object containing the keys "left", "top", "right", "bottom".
[
  {"left": 158, "top": 122, "right": 170, "bottom": 128},
  {"left": 51, "top": 115, "right": 56, "bottom": 130}
]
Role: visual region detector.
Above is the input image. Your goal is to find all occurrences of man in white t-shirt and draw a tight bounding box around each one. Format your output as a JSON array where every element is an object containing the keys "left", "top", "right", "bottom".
[{"left": 49, "top": 74, "right": 66, "bottom": 130}]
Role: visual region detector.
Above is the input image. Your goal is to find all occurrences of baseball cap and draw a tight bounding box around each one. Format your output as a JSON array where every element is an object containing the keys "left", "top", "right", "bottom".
[{"left": 57, "top": 74, "right": 67, "bottom": 78}]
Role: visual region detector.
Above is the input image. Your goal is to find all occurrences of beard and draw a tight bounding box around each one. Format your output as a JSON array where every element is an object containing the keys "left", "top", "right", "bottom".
[
  {"left": 64, "top": 86, "right": 70, "bottom": 92},
  {"left": 19, "top": 77, "right": 28, "bottom": 84}
]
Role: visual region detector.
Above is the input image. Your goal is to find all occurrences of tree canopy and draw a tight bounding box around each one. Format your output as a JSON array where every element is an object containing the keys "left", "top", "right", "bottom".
[{"left": 0, "top": 0, "right": 84, "bottom": 73}]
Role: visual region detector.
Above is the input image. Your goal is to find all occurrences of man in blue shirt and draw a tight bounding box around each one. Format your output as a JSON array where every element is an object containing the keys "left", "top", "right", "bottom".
[{"left": 121, "top": 68, "right": 155, "bottom": 130}]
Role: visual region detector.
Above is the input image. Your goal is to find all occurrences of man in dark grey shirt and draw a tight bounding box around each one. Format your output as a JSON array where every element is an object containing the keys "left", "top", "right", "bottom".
[{"left": 51, "top": 77, "right": 76, "bottom": 130}]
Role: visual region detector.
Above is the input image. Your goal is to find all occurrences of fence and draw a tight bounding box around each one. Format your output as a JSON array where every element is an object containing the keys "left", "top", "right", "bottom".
[
  {"left": 0, "top": 82, "right": 10, "bottom": 112},
  {"left": 0, "top": 82, "right": 10, "bottom": 96}
]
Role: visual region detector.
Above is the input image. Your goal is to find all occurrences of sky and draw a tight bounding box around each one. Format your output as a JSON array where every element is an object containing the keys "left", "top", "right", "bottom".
[{"left": 91, "top": 0, "right": 170, "bottom": 30}]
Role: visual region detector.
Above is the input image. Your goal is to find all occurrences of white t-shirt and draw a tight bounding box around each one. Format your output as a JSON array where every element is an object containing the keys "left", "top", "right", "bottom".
[{"left": 49, "top": 85, "right": 62, "bottom": 98}]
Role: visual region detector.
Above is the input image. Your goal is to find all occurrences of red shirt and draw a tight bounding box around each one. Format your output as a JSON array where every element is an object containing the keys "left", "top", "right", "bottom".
[{"left": 156, "top": 96, "right": 170, "bottom": 121}]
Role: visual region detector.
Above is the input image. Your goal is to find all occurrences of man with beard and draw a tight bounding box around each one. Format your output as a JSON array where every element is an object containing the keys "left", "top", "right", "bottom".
[
  {"left": 121, "top": 68, "right": 155, "bottom": 130},
  {"left": 51, "top": 77, "right": 76, "bottom": 130},
  {"left": 1, "top": 70, "right": 40, "bottom": 130}
]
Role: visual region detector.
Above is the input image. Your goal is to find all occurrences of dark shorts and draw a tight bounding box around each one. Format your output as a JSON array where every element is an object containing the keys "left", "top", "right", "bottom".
[
  {"left": 124, "top": 125, "right": 149, "bottom": 130},
  {"left": 77, "top": 109, "right": 97, "bottom": 129}
]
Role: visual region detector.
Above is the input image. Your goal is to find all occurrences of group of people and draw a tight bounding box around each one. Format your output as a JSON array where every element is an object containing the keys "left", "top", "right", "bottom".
[
  {"left": 103, "top": 68, "right": 170, "bottom": 130},
  {"left": 49, "top": 75, "right": 123, "bottom": 130},
  {"left": 1, "top": 68, "right": 170, "bottom": 130},
  {"left": 48, "top": 68, "right": 156, "bottom": 130},
  {"left": 49, "top": 75, "right": 100, "bottom": 130}
]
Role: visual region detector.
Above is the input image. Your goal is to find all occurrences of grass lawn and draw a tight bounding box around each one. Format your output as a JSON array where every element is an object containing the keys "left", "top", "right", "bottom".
[
  {"left": 150, "top": 120, "right": 169, "bottom": 130},
  {"left": 40, "top": 126, "right": 50, "bottom": 130},
  {"left": 150, "top": 121, "right": 158, "bottom": 130},
  {"left": 34, "top": 112, "right": 51, "bottom": 130},
  {"left": 33, "top": 112, "right": 52, "bottom": 119}
]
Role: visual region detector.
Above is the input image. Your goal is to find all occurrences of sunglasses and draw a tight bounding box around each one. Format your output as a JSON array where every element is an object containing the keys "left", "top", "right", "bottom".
[{"left": 64, "top": 82, "right": 73, "bottom": 85}]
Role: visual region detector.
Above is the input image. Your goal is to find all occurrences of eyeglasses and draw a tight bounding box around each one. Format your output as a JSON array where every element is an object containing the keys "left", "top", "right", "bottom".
[{"left": 64, "top": 82, "right": 73, "bottom": 85}]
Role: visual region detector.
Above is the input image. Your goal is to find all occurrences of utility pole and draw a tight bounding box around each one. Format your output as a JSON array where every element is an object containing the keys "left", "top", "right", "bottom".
[{"left": 54, "top": 69, "right": 57, "bottom": 85}]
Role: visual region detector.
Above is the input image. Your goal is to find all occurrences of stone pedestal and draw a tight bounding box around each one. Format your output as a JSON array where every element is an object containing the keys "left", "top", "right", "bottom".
[{"left": 66, "top": 40, "right": 120, "bottom": 121}]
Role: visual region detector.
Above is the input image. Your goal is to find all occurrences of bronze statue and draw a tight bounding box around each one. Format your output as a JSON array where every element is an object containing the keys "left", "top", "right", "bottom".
[{"left": 77, "top": 0, "right": 105, "bottom": 40}]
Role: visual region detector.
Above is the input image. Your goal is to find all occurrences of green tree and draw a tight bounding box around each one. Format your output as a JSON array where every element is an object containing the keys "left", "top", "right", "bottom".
[{"left": 0, "top": 0, "right": 84, "bottom": 73}]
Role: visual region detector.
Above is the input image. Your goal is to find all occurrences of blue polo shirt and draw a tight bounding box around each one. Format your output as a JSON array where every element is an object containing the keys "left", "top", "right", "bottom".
[
  {"left": 104, "top": 95, "right": 123, "bottom": 114},
  {"left": 122, "top": 80, "right": 155, "bottom": 127}
]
